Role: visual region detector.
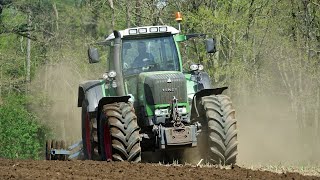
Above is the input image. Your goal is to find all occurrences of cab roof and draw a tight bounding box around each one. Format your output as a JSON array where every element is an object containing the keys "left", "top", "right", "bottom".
[{"left": 105, "top": 26, "right": 180, "bottom": 41}]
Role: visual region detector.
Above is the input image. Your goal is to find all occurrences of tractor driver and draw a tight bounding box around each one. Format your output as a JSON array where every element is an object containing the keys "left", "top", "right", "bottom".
[{"left": 131, "top": 41, "right": 155, "bottom": 69}]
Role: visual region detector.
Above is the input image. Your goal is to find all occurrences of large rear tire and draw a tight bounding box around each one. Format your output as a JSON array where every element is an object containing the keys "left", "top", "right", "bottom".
[
  {"left": 81, "top": 100, "right": 99, "bottom": 160},
  {"left": 198, "top": 95, "right": 238, "bottom": 165},
  {"left": 99, "top": 102, "right": 141, "bottom": 162}
]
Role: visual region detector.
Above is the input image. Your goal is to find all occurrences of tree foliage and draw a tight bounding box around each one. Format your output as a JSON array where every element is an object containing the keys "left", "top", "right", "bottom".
[{"left": 0, "top": 94, "right": 46, "bottom": 159}]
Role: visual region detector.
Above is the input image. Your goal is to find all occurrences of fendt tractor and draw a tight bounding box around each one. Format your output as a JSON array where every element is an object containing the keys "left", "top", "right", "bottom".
[{"left": 46, "top": 13, "right": 238, "bottom": 165}]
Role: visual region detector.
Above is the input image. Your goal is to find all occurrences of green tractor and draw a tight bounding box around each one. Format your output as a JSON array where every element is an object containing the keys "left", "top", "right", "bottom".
[{"left": 78, "top": 25, "right": 238, "bottom": 165}]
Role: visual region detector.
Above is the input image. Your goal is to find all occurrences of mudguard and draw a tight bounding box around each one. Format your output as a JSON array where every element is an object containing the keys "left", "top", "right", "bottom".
[
  {"left": 78, "top": 80, "right": 105, "bottom": 112},
  {"left": 193, "top": 87, "right": 228, "bottom": 98}
]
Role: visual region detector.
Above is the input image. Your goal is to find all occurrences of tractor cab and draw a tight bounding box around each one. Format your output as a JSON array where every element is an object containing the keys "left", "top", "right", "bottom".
[
  {"left": 103, "top": 26, "right": 182, "bottom": 76},
  {"left": 121, "top": 35, "right": 180, "bottom": 76}
]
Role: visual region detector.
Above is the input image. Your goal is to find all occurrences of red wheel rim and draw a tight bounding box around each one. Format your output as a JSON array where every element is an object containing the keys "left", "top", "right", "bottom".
[
  {"left": 104, "top": 122, "right": 112, "bottom": 161},
  {"left": 85, "top": 112, "right": 92, "bottom": 159}
]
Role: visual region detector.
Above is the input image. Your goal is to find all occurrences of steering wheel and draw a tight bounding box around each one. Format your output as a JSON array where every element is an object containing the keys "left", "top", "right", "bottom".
[
  {"left": 123, "top": 58, "right": 159, "bottom": 75},
  {"left": 141, "top": 58, "right": 159, "bottom": 71}
]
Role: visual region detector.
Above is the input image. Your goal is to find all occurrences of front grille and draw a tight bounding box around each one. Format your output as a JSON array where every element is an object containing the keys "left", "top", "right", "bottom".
[{"left": 144, "top": 73, "right": 187, "bottom": 105}]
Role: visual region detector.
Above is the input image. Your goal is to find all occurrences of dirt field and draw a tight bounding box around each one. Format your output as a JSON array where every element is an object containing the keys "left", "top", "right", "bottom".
[{"left": 0, "top": 159, "right": 318, "bottom": 180}]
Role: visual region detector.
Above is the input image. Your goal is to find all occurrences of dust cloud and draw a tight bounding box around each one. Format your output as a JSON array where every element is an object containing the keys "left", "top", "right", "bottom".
[
  {"left": 30, "top": 62, "right": 85, "bottom": 142},
  {"left": 235, "top": 88, "right": 320, "bottom": 166},
  {"left": 181, "top": 85, "right": 320, "bottom": 166}
]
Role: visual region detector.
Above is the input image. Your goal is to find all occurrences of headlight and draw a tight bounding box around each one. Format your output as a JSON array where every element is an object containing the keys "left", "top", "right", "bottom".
[
  {"left": 155, "top": 109, "right": 169, "bottom": 116},
  {"left": 198, "top": 64, "right": 204, "bottom": 71},
  {"left": 138, "top": 28, "right": 147, "bottom": 33},
  {"left": 129, "top": 29, "right": 137, "bottom": 34},
  {"left": 102, "top": 73, "right": 109, "bottom": 79},
  {"left": 159, "top": 27, "right": 167, "bottom": 32},
  {"left": 108, "top": 70, "right": 117, "bottom": 78},
  {"left": 154, "top": 109, "right": 161, "bottom": 116},
  {"left": 149, "top": 27, "right": 158, "bottom": 32},
  {"left": 190, "top": 64, "right": 204, "bottom": 71},
  {"left": 190, "top": 64, "right": 198, "bottom": 71},
  {"left": 178, "top": 107, "right": 187, "bottom": 114},
  {"left": 111, "top": 81, "right": 117, "bottom": 88}
]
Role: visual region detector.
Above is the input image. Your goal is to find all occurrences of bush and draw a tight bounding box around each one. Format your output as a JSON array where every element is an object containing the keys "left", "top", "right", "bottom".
[{"left": 0, "top": 94, "right": 46, "bottom": 159}]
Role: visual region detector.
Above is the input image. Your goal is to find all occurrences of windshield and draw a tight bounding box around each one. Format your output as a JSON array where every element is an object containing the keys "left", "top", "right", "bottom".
[{"left": 122, "top": 36, "right": 180, "bottom": 75}]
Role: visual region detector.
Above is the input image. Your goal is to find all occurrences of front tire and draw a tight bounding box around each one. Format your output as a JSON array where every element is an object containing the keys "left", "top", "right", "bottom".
[
  {"left": 99, "top": 102, "right": 141, "bottom": 162},
  {"left": 198, "top": 95, "right": 238, "bottom": 165}
]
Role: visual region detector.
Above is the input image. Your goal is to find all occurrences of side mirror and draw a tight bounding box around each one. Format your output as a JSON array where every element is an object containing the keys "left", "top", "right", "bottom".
[
  {"left": 88, "top": 47, "right": 100, "bottom": 63},
  {"left": 205, "top": 38, "right": 216, "bottom": 53}
]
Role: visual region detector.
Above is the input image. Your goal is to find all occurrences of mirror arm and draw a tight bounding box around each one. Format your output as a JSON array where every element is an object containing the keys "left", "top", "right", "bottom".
[{"left": 95, "top": 40, "right": 111, "bottom": 46}]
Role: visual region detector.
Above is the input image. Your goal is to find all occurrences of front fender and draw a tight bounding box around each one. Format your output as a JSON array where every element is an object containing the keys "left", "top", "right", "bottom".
[{"left": 193, "top": 87, "right": 228, "bottom": 98}]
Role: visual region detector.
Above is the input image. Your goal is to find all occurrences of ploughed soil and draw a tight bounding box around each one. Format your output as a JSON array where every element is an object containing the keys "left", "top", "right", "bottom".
[{"left": 0, "top": 159, "right": 318, "bottom": 180}]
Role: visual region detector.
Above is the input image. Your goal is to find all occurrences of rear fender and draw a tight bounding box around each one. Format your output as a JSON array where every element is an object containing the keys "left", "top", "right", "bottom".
[
  {"left": 78, "top": 80, "right": 105, "bottom": 112},
  {"left": 190, "top": 87, "right": 228, "bottom": 120}
]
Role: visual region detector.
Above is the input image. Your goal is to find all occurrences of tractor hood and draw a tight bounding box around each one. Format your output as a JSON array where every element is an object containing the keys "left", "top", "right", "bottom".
[
  {"left": 138, "top": 71, "right": 180, "bottom": 81},
  {"left": 138, "top": 71, "right": 188, "bottom": 105}
]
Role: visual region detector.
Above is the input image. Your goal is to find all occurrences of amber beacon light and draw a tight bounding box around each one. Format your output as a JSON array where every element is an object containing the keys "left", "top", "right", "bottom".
[
  {"left": 175, "top": 12, "right": 182, "bottom": 31},
  {"left": 175, "top": 12, "right": 182, "bottom": 22}
]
